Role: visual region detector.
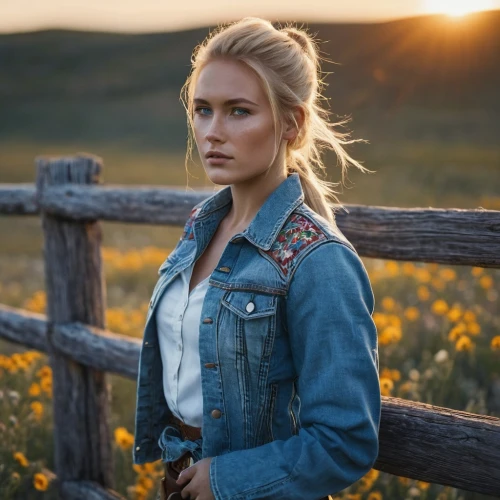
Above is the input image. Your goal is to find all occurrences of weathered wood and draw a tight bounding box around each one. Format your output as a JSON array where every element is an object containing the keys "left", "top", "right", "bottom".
[
  {"left": 2, "top": 181, "right": 499, "bottom": 267},
  {"left": 1, "top": 304, "right": 500, "bottom": 495},
  {"left": 0, "top": 184, "right": 38, "bottom": 214},
  {"left": 336, "top": 204, "right": 500, "bottom": 268},
  {"left": 52, "top": 322, "right": 141, "bottom": 379},
  {"left": 0, "top": 304, "right": 47, "bottom": 351},
  {"left": 0, "top": 304, "right": 140, "bottom": 379},
  {"left": 36, "top": 153, "right": 115, "bottom": 492},
  {"left": 60, "top": 480, "right": 125, "bottom": 499},
  {"left": 376, "top": 397, "right": 500, "bottom": 496}
]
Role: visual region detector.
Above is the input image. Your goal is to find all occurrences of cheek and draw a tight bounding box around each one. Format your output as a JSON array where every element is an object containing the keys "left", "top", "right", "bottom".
[{"left": 237, "top": 117, "right": 276, "bottom": 153}]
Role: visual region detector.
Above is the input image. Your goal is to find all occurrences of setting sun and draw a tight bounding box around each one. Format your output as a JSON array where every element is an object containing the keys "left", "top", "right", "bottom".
[{"left": 424, "top": 0, "right": 496, "bottom": 17}]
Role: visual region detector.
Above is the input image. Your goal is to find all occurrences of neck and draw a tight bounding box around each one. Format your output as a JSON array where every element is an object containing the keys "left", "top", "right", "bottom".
[{"left": 224, "top": 169, "right": 288, "bottom": 232}]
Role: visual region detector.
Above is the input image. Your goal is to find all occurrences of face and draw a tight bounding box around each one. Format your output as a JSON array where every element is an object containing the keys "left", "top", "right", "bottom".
[{"left": 192, "top": 58, "right": 285, "bottom": 186}]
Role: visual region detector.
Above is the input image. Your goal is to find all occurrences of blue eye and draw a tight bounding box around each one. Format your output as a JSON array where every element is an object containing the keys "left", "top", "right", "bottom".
[
  {"left": 195, "top": 107, "right": 212, "bottom": 116},
  {"left": 232, "top": 107, "right": 250, "bottom": 116}
]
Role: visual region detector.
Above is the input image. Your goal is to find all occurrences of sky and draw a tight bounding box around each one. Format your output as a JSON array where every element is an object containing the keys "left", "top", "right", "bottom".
[{"left": 1, "top": 0, "right": 500, "bottom": 34}]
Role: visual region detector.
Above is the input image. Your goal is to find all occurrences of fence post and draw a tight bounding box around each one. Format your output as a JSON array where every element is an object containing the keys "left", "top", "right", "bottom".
[{"left": 35, "top": 154, "right": 114, "bottom": 493}]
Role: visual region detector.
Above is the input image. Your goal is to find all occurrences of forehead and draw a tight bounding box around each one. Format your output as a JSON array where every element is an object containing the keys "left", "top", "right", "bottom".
[{"left": 194, "top": 58, "right": 266, "bottom": 103}]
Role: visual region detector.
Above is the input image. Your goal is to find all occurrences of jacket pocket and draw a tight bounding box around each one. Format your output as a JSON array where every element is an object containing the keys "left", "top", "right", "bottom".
[{"left": 221, "top": 290, "right": 278, "bottom": 359}]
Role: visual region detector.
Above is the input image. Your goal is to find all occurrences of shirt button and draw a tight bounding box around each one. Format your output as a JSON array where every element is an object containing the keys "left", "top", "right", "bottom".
[
  {"left": 246, "top": 301, "right": 255, "bottom": 313},
  {"left": 204, "top": 362, "right": 216, "bottom": 369},
  {"left": 219, "top": 266, "right": 231, "bottom": 273},
  {"left": 202, "top": 317, "right": 213, "bottom": 324},
  {"left": 178, "top": 314, "right": 183, "bottom": 320},
  {"left": 136, "top": 446, "right": 140, "bottom": 451},
  {"left": 211, "top": 409, "right": 222, "bottom": 419}
]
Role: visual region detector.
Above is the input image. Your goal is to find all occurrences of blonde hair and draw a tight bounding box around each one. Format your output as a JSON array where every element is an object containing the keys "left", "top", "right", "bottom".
[{"left": 180, "top": 17, "right": 374, "bottom": 225}]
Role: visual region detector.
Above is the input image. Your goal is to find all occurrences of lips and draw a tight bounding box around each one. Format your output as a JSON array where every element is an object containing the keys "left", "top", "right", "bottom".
[{"left": 206, "top": 151, "right": 232, "bottom": 159}]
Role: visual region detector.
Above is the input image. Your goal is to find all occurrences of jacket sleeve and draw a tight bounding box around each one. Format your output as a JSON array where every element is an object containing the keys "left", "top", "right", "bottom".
[{"left": 209, "top": 240, "right": 381, "bottom": 500}]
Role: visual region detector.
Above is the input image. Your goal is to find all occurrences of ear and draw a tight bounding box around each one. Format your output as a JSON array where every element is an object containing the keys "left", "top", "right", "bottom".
[{"left": 282, "top": 107, "right": 305, "bottom": 142}]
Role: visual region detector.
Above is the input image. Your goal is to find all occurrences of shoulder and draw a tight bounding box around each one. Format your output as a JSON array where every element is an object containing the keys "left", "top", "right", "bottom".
[{"left": 263, "top": 203, "right": 357, "bottom": 278}]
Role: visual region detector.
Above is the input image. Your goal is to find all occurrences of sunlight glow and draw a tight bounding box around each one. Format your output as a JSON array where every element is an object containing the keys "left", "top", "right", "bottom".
[{"left": 423, "top": 0, "right": 496, "bottom": 17}]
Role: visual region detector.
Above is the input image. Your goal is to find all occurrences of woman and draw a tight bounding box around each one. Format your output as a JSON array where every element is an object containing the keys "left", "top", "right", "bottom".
[{"left": 133, "top": 17, "right": 381, "bottom": 500}]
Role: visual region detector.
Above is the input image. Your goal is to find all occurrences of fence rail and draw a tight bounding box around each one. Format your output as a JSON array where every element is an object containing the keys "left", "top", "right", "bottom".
[{"left": 0, "top": 153, "right": 499, "bottom": 498}]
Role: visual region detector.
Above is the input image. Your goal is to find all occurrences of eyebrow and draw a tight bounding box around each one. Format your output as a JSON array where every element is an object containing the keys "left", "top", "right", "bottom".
[{"left": 193, "top": 97, "right": 259, "bottom": 107}]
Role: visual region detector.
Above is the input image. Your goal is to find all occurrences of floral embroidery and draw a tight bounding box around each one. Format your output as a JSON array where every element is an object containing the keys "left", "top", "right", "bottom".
[
  {"left": 264, "top": 214, "right": 326, "bottom": 276},
  {"left": 181, "top": 207, "right": 201, "bottom": 240}
]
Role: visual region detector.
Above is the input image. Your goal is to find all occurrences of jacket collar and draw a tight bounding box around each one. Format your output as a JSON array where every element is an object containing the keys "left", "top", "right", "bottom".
[{"left": 198, "top": 173, "right": 305, "bottom": 251}]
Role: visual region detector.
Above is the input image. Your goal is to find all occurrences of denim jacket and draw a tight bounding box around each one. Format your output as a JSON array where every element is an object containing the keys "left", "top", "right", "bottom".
[{"left": 133, "top": 173, "right": 381, "bottom": 499}]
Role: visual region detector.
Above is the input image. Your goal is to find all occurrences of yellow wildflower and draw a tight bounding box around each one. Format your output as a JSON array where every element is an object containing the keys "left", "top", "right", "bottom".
[
  {"left": 30, "top": 401, "right": 44, "bottom": 420},
  {"left": 373, "top": 312, "right": 388, "bottom": 330},
  {"left": 365, "top": 469, "right": 380, "bottom": 481},
  {"left": 398, "top": 476, "right": 411, "bottom": 486},
  {"left": 471, "top": 267, "right": 483, "bottom": 277},
  {"left": 384, "top": 261, "right": 399, "bottom": 277},
  {"left": 381, "top": 297, "right": 396, "bottom": 312},
  {"left": 379, "top": 377, "right": 394, "bottom": 396},
  {"left": 455, "top": 336, "right": 474, "bottom": 352},
  {"left": 381, "top": 325, "right": 402, "bottom": 344},
  {"left": 387, "top": 314, "right": 402, "bottom": 328},
  {"left": 447, "top": 305, "right": 463, "bottom": 322},
  {"left": 417, "top": 285, "right": 430, "bottom": 301},
  {"left": 404, "top": 307, "right": 420, "bottom": 321},
  {"left": 448, "top": 323, "right": 467, "bottom": 342},
  {"left": 368, "top": 492, "right": 383, "bottom": 500},
  {"left": 13, "top": 452, "right": 29, "bottom": 467},
  {"left": 29, "top": 383, "right": 41, "bottom": 397},
  {"left": 463, "top": 310, "right": 477, "bottom": 322},
  {"left": 415, "top": 268, "right": 431, "bottom": 283},
  {"left": 439, "top": 268, "right": 456, "bottom": 281},
  {"left": 467, "top": 322, "right": 481, "bottom": 336},
  {"left": 491, "top": 336, "right": 500, "bottom": 351},
  {"left": 479, "top": 275, "right": 493, "bottom": 289},
  {"left": 114, "top": 427, "right": 134, "bottom": 450},
  {"left": 402, "top": 262, "right": 415, "bottom": 275},
  {"left": 33, "top": 472, "right": 49, "bottom": 491},
  {"left": 417, "top": 481, "right": 430, "bottom": 490},
  {"left": 36, "top": 366, "right": 52, "bottom": 379},
  {"left": 40, "top": 377, "right": 53, "bottom": 397},
  {"left": 380, "top": 368, "right": 401, "bottom": 382},
  {"left": 137, "top": 476, "right": 154, "bottom": 490},
  {"left": 431, "top": 299, "right": 449, "bottom": 315}
]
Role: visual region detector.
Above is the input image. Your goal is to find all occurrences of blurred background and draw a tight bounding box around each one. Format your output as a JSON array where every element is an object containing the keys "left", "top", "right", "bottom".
[{"left": 1, "top": 1, "right": 499, "bottom": 499}]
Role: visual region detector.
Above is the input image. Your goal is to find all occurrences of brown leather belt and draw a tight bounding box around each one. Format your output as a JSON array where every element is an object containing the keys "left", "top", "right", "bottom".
[{"left": 159, "top": 414, "right": 202, "bottom": 500}]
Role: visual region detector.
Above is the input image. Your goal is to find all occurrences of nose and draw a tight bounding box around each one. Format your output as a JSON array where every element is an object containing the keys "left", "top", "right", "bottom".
[{"left": 205, "top": 112, "right": 226, "bottom": 144}]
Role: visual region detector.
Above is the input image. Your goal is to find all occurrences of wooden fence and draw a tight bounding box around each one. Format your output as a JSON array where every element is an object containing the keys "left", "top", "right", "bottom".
[{"left": 0, "top": 153, "right": 499, "bottom": 498}]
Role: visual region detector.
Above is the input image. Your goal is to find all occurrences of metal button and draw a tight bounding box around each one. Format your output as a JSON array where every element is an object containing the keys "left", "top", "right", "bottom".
[
  {"left": 136, "top": 446, "right": 140, "bottom": 451},
  {"left": 211, "top": 409, "right": 222, "bottom": 419},
  {"left": 145, "top": 341, "right": 148, "bottom": 345},
  {"left": 202, "top": 317, "right": 213, "bottom": 324},
  {"left": 245, "top": 301, "right": 255, "bottom": 313},
  {"left": 232, "top": 237, "right": 242, "bottom": 243},
  {"left": 204, "top": 362, "right": 216, "bottom": 369},
  {"left": 219, "top": 266, "right": 231, "bottom": 273}
]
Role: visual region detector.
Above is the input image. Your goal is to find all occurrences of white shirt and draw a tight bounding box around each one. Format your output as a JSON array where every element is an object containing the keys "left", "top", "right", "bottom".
[{"left": 156, "top": 262, "right": 209, "bottom": 428}]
